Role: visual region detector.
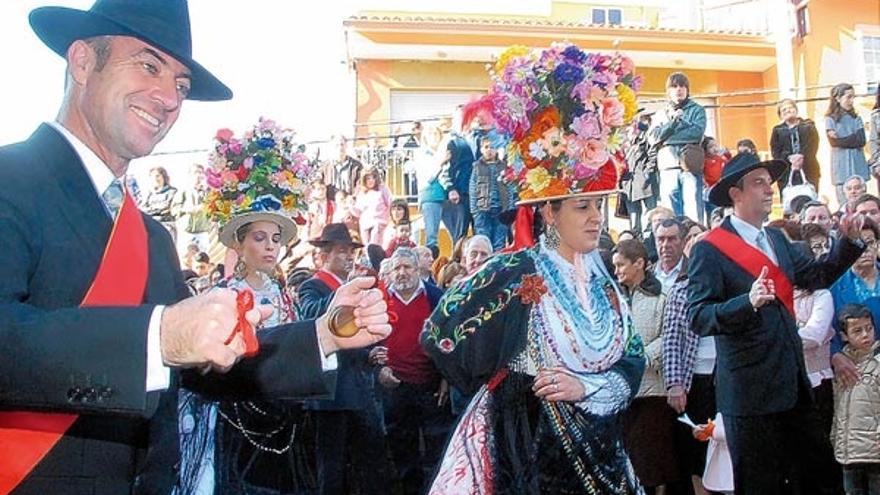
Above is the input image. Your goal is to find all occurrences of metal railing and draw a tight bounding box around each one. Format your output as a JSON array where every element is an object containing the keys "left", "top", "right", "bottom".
[{"left": 353, "top": 147, "right": 419, "bottom": 201}]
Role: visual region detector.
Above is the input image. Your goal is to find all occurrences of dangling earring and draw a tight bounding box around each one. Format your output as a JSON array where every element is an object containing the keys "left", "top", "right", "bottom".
[
  {"left": 233, "top": 258, "right": 248, "bottom": 280},
  {"left": 544, "top": 224, "right": 561, "bottom": 250}
]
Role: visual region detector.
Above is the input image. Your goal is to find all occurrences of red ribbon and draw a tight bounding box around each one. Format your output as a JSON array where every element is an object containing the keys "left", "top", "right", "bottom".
[
  {"left": 0, "top": 191, "right": 149, "bottom": 493},
  {"left": 225, "top": 290, "right": 259, "bottom": 357}
]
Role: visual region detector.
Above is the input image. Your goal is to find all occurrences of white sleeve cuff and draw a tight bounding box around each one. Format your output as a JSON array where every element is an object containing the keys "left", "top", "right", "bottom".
[
  {"left": 316, "top": 330, "right": 339, "bottom": 371},
  {"left": 146, "top": 306, "right": 171, "bottom": 392}
]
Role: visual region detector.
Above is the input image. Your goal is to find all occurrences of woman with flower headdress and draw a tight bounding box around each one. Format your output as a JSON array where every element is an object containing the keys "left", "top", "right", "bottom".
[
  {"left": 177, "top": 118, "right": 317, "bottom": 494},
  {"left": 422, "top": 44, "right": 645, "bottom": 494}
]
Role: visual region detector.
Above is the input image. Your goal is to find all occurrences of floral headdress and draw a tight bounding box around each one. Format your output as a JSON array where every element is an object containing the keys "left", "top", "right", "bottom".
[
  {"left": 484, "top": 42, "right": 640, "bottom": 203},
  {"left": 203, "top": 117, "right": 312, "bottom": 246}
]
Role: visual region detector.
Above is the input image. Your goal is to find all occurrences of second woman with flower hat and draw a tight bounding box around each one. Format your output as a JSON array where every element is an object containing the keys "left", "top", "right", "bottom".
[
  {"left": 177, "top": 118, "right": 318, "bottom": 494},
  {"left": 422, "top": 43, "right": 646, "bottom": 494}
]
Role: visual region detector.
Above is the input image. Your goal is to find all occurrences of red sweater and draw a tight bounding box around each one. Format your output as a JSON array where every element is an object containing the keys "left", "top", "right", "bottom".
[{"left": 386, "top": 290, "right": 438, "bottom": 385}]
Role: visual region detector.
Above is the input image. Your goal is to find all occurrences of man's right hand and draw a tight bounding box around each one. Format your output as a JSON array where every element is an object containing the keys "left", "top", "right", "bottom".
[
  {"left": 831, "top": 352, "right": 860, "bottom": 388},
  {"left": 378, "top": 366, "right": 401, "bottom": 389},
  {"left": 749, "top": 266, "right": 776, "bottom": 309},
  {"left": 667, "top": 385, "right": 687, "bottom": 413},
  {"left": 316, "top": 277, "right": 392, "bottom": 356},
  {"left": 160, "top": 289, "right": 271, "bottom": 373}
]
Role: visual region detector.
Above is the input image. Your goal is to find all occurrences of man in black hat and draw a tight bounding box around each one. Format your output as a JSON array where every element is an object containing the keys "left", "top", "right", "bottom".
[
  {"left": 298, "top": 223, "right": 392, "bottom": 495},
  {"left": 0, "top": 2, "right": 391, "bottom": 494},
  {"left": 687, "top": 153, "right": 864, "bottom": 494}
]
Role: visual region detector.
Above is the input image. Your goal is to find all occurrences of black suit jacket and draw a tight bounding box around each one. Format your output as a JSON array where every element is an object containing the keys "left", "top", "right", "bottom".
[
  {"left": 687, "top": 217, "right": 861, "bottom": 416},
  {"left": 0, "top": 125, "right": 334, "bottom": 495}
]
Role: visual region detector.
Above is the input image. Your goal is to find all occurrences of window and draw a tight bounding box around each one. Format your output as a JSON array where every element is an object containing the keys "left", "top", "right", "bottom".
[
  {"left": 864, "top": 35, "right": 880, "bottom": 92},
  {"left": 591, "top": 8, "right": 622, "bottom": 26},
  {"left": 791, "top": 0, "right": 809, "bottom": 40}
]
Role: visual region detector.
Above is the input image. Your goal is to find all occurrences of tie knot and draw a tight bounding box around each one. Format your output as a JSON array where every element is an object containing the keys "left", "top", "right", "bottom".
[{"left": 102, "top": 179, "right": 124, "bottom": 218}]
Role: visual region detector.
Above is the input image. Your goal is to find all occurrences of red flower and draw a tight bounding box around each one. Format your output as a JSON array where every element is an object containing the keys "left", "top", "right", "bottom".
[
  {"left": 235, "top": 165, "right": 250, "bottom": 181},
  {"left": 516, "top": 274, "right": 548, "bottom": 305},
  {"left": 438, "top": 338, "right": 456, "bottom": 354}
]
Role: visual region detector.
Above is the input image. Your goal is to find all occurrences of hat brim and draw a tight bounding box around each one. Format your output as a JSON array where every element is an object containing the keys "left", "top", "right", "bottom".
[
  {"left": 309, "top": 239, "right": 364, "bottom": 249},
  {"left": 29, "top": 7, "right": 232, "bottom": 101},
  {"left": 218, "top": 212, "right": 297, "bottom": 248},
  {"left": 516, "top": 189, "right": 620, "bottom": 206},
  {"left": 708, "top": 159, "right": 787, "bottom": 207}
]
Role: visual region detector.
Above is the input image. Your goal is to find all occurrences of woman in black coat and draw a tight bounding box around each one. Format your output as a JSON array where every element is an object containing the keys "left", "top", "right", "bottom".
[{"left": 770, "top": 98, "right": 820, "bottom": 195}]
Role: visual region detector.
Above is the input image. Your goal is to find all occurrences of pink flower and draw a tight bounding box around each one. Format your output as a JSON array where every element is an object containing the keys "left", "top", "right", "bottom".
[
  {"left": 577, "top": 139, "right": 609, "bottom": 168},
  {"left": 205, "top": 168, "right": 224, "bottom": 189},
  {"left": 228, "top": 139, "right": 243, "bottom": 155},
  {"left": 617, "top": 55, "right": 635, "bottom": 76},
  {"left": 570, "top": 80, "right": 593, "bottom": 102},
  {"left": 601, "top": 98, "right": 625, "bottom": 127},
  {"left": 570, "top": 113, "right": 602, "bottom": 139},
  {"left": 242, "top": 156, "right": 254, "bottom": 169},
  {"left": 215, "top": 128, "right": 234, "bottom": 142}
]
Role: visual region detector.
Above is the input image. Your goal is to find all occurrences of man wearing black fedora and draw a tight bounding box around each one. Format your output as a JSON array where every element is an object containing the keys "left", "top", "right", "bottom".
[
  {"left": 0, "top": 1, "right": 391, "bottom": 494},
  {"left": 687, "top": 153, "right": 863, "bottom": 494},
  {"left": 298, "top": 223, "right": 392, "bottom": 495}
]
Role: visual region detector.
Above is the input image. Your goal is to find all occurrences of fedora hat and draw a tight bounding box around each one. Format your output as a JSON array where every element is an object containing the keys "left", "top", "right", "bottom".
[
  {"left": 30, "top": 0, "right": 231, "bottom": 101},
  {"left": 708, "top": 153, "right": 787, "bottom": 207},
  {"left": 310, "top": 223, "right": 363, "bottom": 249}
]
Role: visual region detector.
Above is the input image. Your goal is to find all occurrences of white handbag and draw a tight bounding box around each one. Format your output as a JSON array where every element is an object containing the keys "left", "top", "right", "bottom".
[{"left": 782, "top": 169, "right": 817, "bottom": 214}]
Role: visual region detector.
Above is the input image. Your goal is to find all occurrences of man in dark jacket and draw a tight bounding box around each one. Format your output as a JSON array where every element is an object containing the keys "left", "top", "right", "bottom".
[
  {"left": 688, "top": 153, "right": 863, "bottom": 494},
  {"left": 298, "top": 224, "right": 391, "bottom": 495}
]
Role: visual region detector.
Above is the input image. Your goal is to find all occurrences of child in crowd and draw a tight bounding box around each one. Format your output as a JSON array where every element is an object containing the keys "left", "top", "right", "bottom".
[
  {"left": 385, "top": 220, "right": 416, "bottom": 257},
  {"left": 736, "top": 138, "right": 757, "bottom": 155},
  {"left": 352, "top": 168, "right": 392, "bottom": 245},
  {"left": 832, "top": 304, "right": 880, "bottom": 495},
  {"left": 469, "top": 137, "right": 510, "bottom": 251}
]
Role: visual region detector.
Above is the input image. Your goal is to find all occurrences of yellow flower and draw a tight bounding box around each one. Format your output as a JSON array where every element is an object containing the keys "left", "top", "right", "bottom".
[
  {"left": 239, "top": 195, "right": 253, "bottom": 211},
  {"left": 217, "top": 199, "right": 232, "bottom": 218},
  {"left": 525, "top": 166, "right": 552, "bottom": 195},
  {"left": 282, "top": 195, "right": 296, "bottom": 210},
  {"left": 494, "top": 45, "right": 530, "bottom": 74},
  {"left": 616, "top": 83, "right": 638, "bottom": 124}
]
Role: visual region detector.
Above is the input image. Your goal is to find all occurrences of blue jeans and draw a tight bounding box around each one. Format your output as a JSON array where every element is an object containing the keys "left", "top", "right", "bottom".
[
  {"left": 420, "top": 201, "right": 443, "bottom": 248},
  {"left": 442, "top": 196, "right": 471, "bottom": 246},
  {"left": 659, "top": 168, "right": 704, "bottom": 223},
  {"left": 472, "top": 210, "right": 507, "bottom": 250}
]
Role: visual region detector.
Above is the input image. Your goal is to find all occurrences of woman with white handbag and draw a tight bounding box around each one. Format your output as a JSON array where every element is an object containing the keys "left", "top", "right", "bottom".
[{"left": 771, "top": 98, "right": 821, "bottom": 199}]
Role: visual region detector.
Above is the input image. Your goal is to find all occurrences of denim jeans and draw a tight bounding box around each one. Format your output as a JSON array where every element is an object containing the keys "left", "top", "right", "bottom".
[
  {"left": 843, "top": 464, "right": 880, "bottom": 495},
  {"left": 420, "top": 201, "right": 443, "bottom": 248},
  {"left": 472, "top": 210, "right": 507, "bottom": 250},
  {"left": 659, "top": 168, "right": 704, "bottom": 223}
]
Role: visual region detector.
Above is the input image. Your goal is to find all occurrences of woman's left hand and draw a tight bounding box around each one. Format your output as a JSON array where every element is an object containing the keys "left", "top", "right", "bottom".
[{"left": 532, "top": 367, "right": 586, "bottom": 403}]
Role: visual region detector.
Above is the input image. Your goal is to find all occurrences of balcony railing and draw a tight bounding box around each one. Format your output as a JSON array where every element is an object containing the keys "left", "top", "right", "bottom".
[{"left": 353, "top": 146, "right": 419, "bottom": 201}]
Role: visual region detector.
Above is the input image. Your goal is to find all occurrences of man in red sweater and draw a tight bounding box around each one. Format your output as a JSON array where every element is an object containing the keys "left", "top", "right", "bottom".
[{"left": 377, "top": 247, "right": 450, "bottom": 494}]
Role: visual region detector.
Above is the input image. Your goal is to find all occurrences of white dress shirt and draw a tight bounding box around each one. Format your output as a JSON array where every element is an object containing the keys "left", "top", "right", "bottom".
[{"left": 729, "top": 214, "right": 778, "bottom": 265}]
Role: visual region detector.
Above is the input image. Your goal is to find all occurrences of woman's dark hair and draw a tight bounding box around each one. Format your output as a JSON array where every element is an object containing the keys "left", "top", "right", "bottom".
[
  {"left": 837, "top": 303, "right": 875, "bottom": 334},
  {"left": 613, "top": 238, "right": 649, "bottom": 268},
  {"left": 701, "top": 135, "right": 716, "bottom": 153},
  {"left": 195, "top": 252, "right": 210, "bottom": 264},
  {"left": 390, "top": 198, "right": 410, "bottom": 224},
  {"left": 680, "top": 218, "right": 706, "bottom": 237},
  {"left": 150, "top": 166, "right": 171, "bottom": 187},
  {"left": 800, "top": 222, "right": 828, "bottom": 242},
  {"left": 736, "top": 139, "right": 757, "bottom": 154},
  {"left": 367, "top": 244, "right": 386, "bottom": 272},
  {"left": 776, "top": 98, "right": 798, "bottom": 118},
  {"left": 825, "top": 83, "right": 856, "bottom": 121},
  {"left": 666, "top": 72, "right": 690, "bottom": 91}
]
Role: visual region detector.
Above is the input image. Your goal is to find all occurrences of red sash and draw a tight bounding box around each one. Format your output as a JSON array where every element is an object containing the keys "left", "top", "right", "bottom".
[
  {"left": 703, "top": 227, "right": 795, "bottom": 317},
  {"left": 313, "top": 270, "right": 343, "bottom": 291},
  {"left": 0, "top": 192, "right": 149, "bottom": 493}
]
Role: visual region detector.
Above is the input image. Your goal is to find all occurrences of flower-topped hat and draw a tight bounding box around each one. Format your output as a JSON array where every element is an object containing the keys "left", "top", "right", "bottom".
[
  {"left": 203, "top": 117, "right": 312, "bottom": 247},
  {"left": 480, "top": 42, "right": 640, "bottom": 204}
]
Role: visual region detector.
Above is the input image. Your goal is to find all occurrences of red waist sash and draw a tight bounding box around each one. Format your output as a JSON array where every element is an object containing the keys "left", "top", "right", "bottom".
[
  {"left": 703, "top": 227, "right": 795, "bottom": 317},
  {"left": 0, "top": 191, "right": 149, "bottom": 493}
]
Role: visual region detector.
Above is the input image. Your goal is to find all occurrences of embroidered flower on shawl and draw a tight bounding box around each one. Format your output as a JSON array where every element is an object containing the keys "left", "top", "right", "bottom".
[
  {"left": 515, "top": 273, "right": 548, "bottom": 305},
  {"left": 437, "top": 338, "right": 456, "bottom": 354}
]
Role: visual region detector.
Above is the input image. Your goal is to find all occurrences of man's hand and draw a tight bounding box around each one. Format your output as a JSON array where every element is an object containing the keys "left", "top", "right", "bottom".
[
  {"left": 316, "top": 277, "right": 392, "bottom": 356},
  {"left": 378, "top": 366, "right": 401, "bottom": 389},
  {"left": 667, "top": 385, "right": 687, "bottom": 413},
  {"left": 839, "top": 212, "right": 867, "bottom": 243},
  {"left": 448, "top": 189, "right": 460, "bottom": 204},
  {"left": 160, "top": 289, "right": 272, "bottom": 373},
  {"left": 831, "top": 352, "right": 860, "bottom": 388},
  {"left": 368, "top": 345, "right": 388, "bottom": 366},
  {"left": 672, "top": 109, "right": 684, "bottom": 120},
  {"left": 749, "top": 266, "right": 776, "bottom": 309}
]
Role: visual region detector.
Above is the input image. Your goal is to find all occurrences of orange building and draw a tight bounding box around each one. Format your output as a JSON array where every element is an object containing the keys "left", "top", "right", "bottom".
[{"left": 346, "top": 0, "right": 879, "bottom": 208}]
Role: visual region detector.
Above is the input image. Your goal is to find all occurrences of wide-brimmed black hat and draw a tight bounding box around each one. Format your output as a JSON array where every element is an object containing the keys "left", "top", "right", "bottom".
[
  {"left": 708, "top": 153, "right": 787, "bottom": 207},
  {"left": 30, "top": 0, "right": 232, "bottom": 101},
  {"left": 309, "top": 223, "right": 364, "bottom": 249}
]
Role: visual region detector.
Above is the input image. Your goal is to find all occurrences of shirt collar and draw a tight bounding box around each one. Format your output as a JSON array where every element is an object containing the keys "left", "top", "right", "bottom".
[
  {"left": 47, "top": 121, "right": 120, "bottom": 197},
  {"left": 655, "top": 256, "right": 684, "bottom": 278},
  {"left": 390, "top": 280, "right": 426, "bottom": 305},
  {"left": 729, "top": 214, "right": 765, "bottom": 244}
]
